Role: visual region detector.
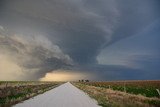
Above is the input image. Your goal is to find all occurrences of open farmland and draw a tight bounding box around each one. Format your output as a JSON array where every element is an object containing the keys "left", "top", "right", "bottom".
[
  {"left": 0, "top": 81, "right": 160, "bottom": 107},
  {"left": 82, "top": 80, "right": 160, "bottom": 98},
  {"left": 74, "top": 80, "right": 160, "bottom": 107},
  {"left": 0, "top": 81, "right": 62, "bottom": 107}
]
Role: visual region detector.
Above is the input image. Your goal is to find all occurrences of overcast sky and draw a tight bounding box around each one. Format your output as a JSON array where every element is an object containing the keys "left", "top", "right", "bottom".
[{"left": 0, "top": 0, "right": 160, "bottom": 81}]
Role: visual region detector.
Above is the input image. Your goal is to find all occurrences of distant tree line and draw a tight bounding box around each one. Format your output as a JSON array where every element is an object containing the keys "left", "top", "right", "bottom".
[{"left": 78, "top": 80, "right": 89, "bottom": 82}]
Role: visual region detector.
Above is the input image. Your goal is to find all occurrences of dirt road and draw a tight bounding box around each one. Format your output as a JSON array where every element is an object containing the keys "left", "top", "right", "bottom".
[{"left": 14, "top": 82, "right": 100, "bottom": 107}]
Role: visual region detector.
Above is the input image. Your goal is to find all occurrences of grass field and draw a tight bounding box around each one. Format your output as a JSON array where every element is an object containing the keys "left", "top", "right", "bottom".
[
  {"left": 82, "top": 80, "right": 160, "bottom": 98},
  {"left": 0, "top": 81, "right": 62, "bottom": 107},
  {"left": 74, "top": 80, "right": 160, "bottom": 107}
]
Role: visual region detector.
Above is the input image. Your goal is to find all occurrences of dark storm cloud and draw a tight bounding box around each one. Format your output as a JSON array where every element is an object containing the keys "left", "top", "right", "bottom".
[
  {"left": 103, "top": 0, "right": 160, "bottom": 46},
  {"left": 78, "top": 62, "right": 160, "bottom": 81},
  {"left": 0, "top": 0, "right": 160, "bottom": 80},
  {"left": 0, "top": 29, "right": 72, "bottom": 80},
  {"left": 0, "top": 0, "right": 119, "bottom": 64}
]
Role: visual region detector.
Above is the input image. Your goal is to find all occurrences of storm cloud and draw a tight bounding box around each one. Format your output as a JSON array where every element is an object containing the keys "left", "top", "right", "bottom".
[
  {"left": 0, "top": 0, "right": 160, "bottom": 80},
  {"left": 0, "top": 28, "right": 72, "bottom": 80}
]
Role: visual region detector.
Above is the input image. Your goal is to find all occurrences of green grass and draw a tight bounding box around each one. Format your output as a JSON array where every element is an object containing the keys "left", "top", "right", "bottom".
[
  {"left": 111, "top": 86, "right": 160, "bottom": 97},
  {"left": 74, "top": 82, "right": 160, "bottom": 107},
  {"left": 83, "top": 81, "right": 160, "bottom": 98}
]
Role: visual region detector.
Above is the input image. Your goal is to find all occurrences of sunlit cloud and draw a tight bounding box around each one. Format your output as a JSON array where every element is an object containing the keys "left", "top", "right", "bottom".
[
  {"left": 0, "top": 54, "right": 25, "bottom": 80},
  {"left": 40, "top": 70, "right": 91, "bottom": 81}
]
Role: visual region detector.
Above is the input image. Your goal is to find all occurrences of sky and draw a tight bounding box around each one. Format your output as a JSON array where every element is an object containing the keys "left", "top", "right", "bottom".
[{"left": 0, "top": 0, "right": 160, "bottom": 81}]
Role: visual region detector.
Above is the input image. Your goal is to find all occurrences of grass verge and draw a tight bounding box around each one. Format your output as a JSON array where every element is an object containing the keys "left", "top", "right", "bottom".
[{"left": 73, "top": 83, "right": 160, "bottom": 107}]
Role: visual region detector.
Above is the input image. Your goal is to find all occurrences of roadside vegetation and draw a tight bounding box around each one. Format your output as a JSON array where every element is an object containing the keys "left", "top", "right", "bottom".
[
  {"left": 73, "top": 80, "right": 160, "bottom": 107},
  {"left": 0, "top": 81, "right": 62, "bottom": 107},
  {"left": 83, "top": 81, "right": 160, "bottom": 98}
]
